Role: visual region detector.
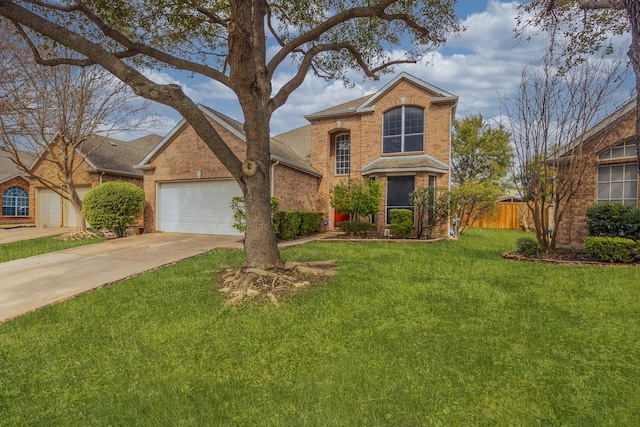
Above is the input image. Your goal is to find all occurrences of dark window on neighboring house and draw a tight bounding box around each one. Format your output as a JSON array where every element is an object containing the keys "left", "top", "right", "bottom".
[
  {"left": 597, "top": 163, "right": 638, "bottom": 205},
  {"left": 335, "top": 133, "right": 350, "bottom": 175},
  {"left": 383, "top": 106, "right": 424, "bottom": 153},
  {"left": 2, "top": 186, "right": 29, "bottom": 217},
  {"left": 386, "top": 175, "right": 415, "bottom": 224}
]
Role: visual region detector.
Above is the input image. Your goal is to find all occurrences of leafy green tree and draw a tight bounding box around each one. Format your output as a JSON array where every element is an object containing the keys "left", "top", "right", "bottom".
[
  {"left": 0, "top": 1, "right": 461, "bottom": 270},
  {"left": 451, "top": 181, "right": 503, "bottom": 236},
  {"left": 82, "top": 182, "right": 145, "bottom": 237},
  {"left": 451, "top": 114, "right": 512, "bottom": 187},
  {"left": 330, "top": 178, "right": 382, "bottom": 223},
  {"left": 410, "top": 186, "right": 452, "bottom": 239}
]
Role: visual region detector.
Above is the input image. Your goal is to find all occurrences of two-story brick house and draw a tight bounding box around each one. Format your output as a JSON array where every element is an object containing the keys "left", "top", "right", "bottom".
[
  {"left": 306, "top": 72, "right": 457, "bottom": 231},
  {"left": 137, "top": 72, "right": 457, "bottom": 236},
  {"left": 556, "top": 99, "right": 637, "bottom": 245}
]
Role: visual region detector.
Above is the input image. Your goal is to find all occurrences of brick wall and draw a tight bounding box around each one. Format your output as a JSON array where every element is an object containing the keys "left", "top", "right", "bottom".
[
  {"left": 272, "top": 164, "right": 319, "bottom": 212},
  {"left": 555, "top": 108, "right": 636, "bottom": 245},
  {"left": 309, "top": 79, "right": 453, "bottom": 235},
  {"left": 0, "top": 176, "right": 33, "bottom": 224}
]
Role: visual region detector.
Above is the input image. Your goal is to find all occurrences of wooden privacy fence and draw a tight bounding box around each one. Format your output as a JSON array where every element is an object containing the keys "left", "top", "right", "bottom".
[{"left": 473, "top": 202, "right": 533, "bottom": 231}]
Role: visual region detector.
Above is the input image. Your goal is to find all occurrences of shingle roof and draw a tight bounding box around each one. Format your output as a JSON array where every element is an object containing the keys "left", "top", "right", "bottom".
[
  {"left": 361, "top": 155, "right": 449, "bottom": 175},
  {"left": 78, "top": 134, "right": 162, "bottom": 177},
  {"left": 0, "top": 149, "right": 35, "bottom": 183},
  {"left": 271, "top": 125, "right": 311, "bottom": 160},
  {"left": 304, "top": 95, "right": 375, "bottom": 120}
]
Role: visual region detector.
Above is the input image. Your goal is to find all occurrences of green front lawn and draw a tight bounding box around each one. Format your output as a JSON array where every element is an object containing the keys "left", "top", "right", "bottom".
[
  {"left": 0, "top": 235, "right": 103, "bottom": 263},
  {"left": 1, "top": 229, "right": 639, "bottom": 425}
]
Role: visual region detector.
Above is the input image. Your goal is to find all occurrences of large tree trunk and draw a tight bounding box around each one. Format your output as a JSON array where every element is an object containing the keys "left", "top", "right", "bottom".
[
  {"left": 66, "top": 181, "right": 88, "bottom": 234},
  {"left": 241, "top": 117, "right": 283, "bottom": 270},
  {"left": 228, "top": 0, "right": 282, "bottom": 270}
]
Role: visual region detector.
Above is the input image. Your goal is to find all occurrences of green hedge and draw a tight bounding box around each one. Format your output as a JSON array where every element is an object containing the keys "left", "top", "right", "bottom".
[
  {"left": 274, "top": 211, "right": 324, "bottom": 241},
  {"left": 389, "top": 209, "right": 413, "bottom": 239},
  {"left": 586, "top": 203, "right": 640, "bottom": 239},
  {"left": 585, "top": 236, "right": 637, "bottom": 263}
]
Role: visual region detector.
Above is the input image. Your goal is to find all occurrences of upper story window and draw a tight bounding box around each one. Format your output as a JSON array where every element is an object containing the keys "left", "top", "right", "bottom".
[
  {"left": 2, "top": 186, "right": 29, "bottom": 217},
  {"left": 599, "top": 138, "right": 636, "bottom": 160},
  {"left": 383, "top": 106, "right": 424, "bottom": 154},
  {"left": 335, "top": 133, "right": 350, "bottom": 175}
]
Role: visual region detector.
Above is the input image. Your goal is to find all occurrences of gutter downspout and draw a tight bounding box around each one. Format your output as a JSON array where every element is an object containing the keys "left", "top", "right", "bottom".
[
  {"left": 99, "top": 171, "right": 105, "bottom": 185},
  {"left": 270, "top": 159, "right": 280, "bottom": 197}
]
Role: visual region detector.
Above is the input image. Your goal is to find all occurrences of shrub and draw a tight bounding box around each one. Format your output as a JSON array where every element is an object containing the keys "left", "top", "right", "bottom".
[
  {"left": 274, "top": 211, "right": 302, "bottom": 240},
  {"left": 585, "top": 236, "right": 637, "bottom": 263},
  {"left": 340, "top": 221, "right": 374, "bottom": 236},
  {"left": 515, "top": 237, "right": 540, "bottom": 257},
  {"left": 330, "top": 178, "right": 382, "bottom": 222},
  {"left": 230, "top": 196, "right": 280, "bottom": 234},
  {"left": 389, "top": 209, "right": 413, "bottom": 239},
  {"left": 82, "top": 182, "right": 145, "bottom": 237},
  {"left": 299, "top": 212, "right": 323, "bottom": 236},
  {"left": 586, "top": 203, "right": 640, "bottom": 239}
]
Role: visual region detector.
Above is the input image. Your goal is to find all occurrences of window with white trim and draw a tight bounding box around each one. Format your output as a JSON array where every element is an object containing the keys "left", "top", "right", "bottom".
[
  {"left": 335, "top": 133, "right": 350, "bottom": 175},
  {"left": 2, "top": 186, "right": 29, "bottom": 217},
  {"left": 383, "top": 106, "right": 424, "bottom": 153},
  {"left": 597, "top": 163, "right": 638, "bottom": 205},
  {"left": 599, "top": 138, "right": 636, "bottom": 160}
]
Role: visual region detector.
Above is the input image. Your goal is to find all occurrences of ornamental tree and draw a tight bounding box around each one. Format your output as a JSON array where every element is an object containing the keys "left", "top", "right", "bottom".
[
  {"left": 330, "top": 178, "right": 382, "bottom": 223},
  {"left": 0, "top": 0, "right": 461, "bottom": 270}
]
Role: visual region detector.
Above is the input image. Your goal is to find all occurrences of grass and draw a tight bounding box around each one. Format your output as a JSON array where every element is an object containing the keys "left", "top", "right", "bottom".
[
  {"left": 0, "top": 235, "right": 103, "bottom": 263},
  {"left": 1, "top": 229, "right": 640, "bottom": 425}
]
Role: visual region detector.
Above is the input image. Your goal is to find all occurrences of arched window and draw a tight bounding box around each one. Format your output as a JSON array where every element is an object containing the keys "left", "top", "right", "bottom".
[
  {"left": 2, "top": 186, "right": 29, "bottom": 217},
  {"left": 335, "top": 133, "right": 350, "bottom": 174},
  {"left": 383, "top": 106, "right": 424, "bottom": 153}
]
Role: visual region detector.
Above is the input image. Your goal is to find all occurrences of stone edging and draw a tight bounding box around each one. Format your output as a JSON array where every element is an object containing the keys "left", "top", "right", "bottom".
[{"left": 501, "top": 251, "right": 640, "bottom": 267}]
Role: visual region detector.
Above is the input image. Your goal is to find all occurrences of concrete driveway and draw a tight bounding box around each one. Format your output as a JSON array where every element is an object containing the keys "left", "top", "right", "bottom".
[
  {"left": 0, "top": 227, "right": 68, "bottom": 244},
  {"left": 0, "top": 232, "right": 243, "bottom": 322}
]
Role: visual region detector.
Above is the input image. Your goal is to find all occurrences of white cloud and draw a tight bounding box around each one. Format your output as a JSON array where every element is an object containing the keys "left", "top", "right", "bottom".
[
  {"left": 269, "top": 0, "right": 537, "bottom": 133},
  {"left": 139, "top": 0, "right": 633, "bottom": 138}
]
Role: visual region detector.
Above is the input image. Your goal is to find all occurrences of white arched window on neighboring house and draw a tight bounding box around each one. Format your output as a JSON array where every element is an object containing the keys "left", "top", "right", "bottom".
[{"left": 2, "top": 186, "right": 29, "bottom": 217}]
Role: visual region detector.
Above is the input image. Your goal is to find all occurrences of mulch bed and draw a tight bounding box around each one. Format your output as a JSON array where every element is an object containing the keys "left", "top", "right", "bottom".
[{"left": 503, "top": 246, "right": 640, "bottom": 267}]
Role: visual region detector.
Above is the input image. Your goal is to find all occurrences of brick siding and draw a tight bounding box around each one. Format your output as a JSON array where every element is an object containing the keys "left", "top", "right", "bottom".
[{"left": 556, "top": 107, "right": 637, "bottom": 245}]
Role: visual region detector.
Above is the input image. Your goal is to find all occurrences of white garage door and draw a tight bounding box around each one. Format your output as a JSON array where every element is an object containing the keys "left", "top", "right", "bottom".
[
  {"left": 36, "top": 187, "right": 91, "bottom": 228},
  {"left": 157, "top": 180, "right": 243, "bottom": 235}
]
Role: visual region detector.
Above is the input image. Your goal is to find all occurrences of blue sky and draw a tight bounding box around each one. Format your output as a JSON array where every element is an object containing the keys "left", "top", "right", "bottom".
[{"left": 124, "top": 0, "right": 632, "bottom": 140}]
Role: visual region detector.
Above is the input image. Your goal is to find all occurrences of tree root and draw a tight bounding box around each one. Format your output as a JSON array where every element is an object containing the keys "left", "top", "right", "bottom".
[
  {"left": 219, "top": 260, "right": 337, "bottom": 308},
  {"left": 56, "top": 229, "right": 101, "bottom": 240}
]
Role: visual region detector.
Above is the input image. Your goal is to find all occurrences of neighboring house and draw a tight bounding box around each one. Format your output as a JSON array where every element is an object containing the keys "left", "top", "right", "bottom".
[
  {"left": 137, "top": 72, "right": 456, "bottom": 236},
  {"left": 30, "top": 134, "right": 161, "bottom": 228},
  {"left": 556, "top": 99, "right": 637, "bottom": 245},
  {"left": 0, "top": 149, "right": 35, "bottom": 225}
]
